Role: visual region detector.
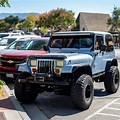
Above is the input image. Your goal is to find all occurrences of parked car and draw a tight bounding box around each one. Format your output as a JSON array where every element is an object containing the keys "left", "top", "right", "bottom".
[
  {"left": 0, "top": 32, "right": 22, "bottom": 40},
  {"left": 0, "top": 36, "right": 25, "bottom": 49},
  {"left": 5, "top": 35, "right": 41, "bottom": 50},
  {"left": 15, "top": 31, "right": 119, "bottom": 110},
  {"left": 0, "top": 37, "right": 49, "bottom": 80},
  {"left": 0, "top": 34, "right": 41, "bottom": 50}
]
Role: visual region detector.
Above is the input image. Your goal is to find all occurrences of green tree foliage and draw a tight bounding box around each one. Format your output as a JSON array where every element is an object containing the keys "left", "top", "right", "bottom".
[
  {"left": 0, "top": 20, "right": 10, "bottom": 32},
  {"left": 37, "top": 8, "right": 76, "bottom": 31},
  {"left": 0, "top": 0, "right": 10, "bottom": 7},
  {"left": 21, "top": 13, "right": 38, "bottom": 31},
  {"left": 107, "top": 6, "right": 120, "bottom": 32},
  {"left": 4, "top": 15, "right": 19, "bottom": 25},
  {"left": 4, "top": 15, "right": 20, "bottom": 30}
]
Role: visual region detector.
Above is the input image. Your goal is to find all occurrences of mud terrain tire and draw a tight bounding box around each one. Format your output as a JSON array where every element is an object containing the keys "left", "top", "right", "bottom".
[
  {"left": 71, "top": 74, "right": 94, "bottom": 110},
  {"left": 14, "top": 73, "right": 38, "bottom": 103},
  {"left": 104, "top": 66, "right": 119, "bottom": 93}
]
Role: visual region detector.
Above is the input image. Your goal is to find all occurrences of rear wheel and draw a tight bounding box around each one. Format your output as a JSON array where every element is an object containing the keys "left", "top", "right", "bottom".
[
  {"left": 71, "top": 74, "right": 94, "bottom": 110},
  {"left": 104, "top": 66, "right": 119, "bottom": 93},
  {"left": 14, "top": 73, "right": 38, "bottom": 103}
]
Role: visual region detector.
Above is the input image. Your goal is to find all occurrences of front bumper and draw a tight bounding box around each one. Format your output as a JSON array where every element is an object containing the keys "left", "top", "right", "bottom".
[
  {"left": 0, "top": 70, "right": 20, "bottom": 79},
  {"left": 18, "top": 74, "right": 69, "bottom": 86}
]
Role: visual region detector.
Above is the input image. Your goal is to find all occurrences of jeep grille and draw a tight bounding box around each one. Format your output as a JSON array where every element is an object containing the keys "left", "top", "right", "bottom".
[{"left": 37, "top": 60, "right": 55, "bottom": 73}]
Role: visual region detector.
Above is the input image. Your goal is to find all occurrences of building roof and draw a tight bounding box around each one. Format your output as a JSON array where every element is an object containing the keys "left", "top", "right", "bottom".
[{"left": 77, "top": 12, "right": 111, "bottom": 32}]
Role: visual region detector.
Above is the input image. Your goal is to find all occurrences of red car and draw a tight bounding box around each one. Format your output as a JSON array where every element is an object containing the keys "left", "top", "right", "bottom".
[{"left": 0, "top": 37, "right": 49, "bottom": 80}]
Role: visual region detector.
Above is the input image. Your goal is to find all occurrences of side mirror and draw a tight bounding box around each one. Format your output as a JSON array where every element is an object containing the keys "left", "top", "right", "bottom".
[
  {"left": 100, "top": 45, "right": 106, "bottom": 52},
  {"left": 43, "top": 45, "right": 49, "bottom": 51}
]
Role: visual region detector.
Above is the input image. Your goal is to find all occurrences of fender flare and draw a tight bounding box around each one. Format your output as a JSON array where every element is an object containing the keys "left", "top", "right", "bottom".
[
  {"left": 72, "top": 65, "right": 92, "bottom": 76},
  {"left": 105, "top": 58, "right": 118, "bottom": 73}
]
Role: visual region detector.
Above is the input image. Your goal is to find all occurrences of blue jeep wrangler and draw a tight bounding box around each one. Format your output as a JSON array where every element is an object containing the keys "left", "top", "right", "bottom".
[{"left": 15, "top": 31, "right": 119, "bottom": 110}]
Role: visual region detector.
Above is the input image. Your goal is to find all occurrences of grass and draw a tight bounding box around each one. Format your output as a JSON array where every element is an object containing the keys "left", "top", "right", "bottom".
[{"left": 0, "top": 80, "right": 6, "bottom": 98}]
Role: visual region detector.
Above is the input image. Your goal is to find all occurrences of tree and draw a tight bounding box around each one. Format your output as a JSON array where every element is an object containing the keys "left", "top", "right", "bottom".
[
  {"left": 4, "top": 15, "right": 20, "bottom": 30},
  {"left": 4, "top": 15, "right": 19, "bottom": 25},
  {"left": 0, "top": 20, "right": 10, "bottom": 32},
  {"left": 0, "top": 0, "right": 10, "bottom": 7},
  {"left": 21, "top": 13, "right": 38, "bottom": 31},
  {"left": 107, "top": 6, "right": 120, "bottom": 32},
  {"left": 37, "top": 8, "right": 76, "bottom": 32}
]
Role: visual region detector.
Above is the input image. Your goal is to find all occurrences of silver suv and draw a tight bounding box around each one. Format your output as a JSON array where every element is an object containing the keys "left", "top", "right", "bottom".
[{"left": 15, "top": 31, "right": 119, "bottom": 110}]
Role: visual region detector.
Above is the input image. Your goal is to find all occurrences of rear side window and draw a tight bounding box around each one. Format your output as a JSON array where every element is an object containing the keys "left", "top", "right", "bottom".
[{"left": 105, "top": 34, "right": 114, "bottom": 52}]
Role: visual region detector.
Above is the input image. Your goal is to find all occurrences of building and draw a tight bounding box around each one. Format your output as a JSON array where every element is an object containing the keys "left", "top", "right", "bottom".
[{"left": 76, "top": 12, "right": 111, "bottom": 32}]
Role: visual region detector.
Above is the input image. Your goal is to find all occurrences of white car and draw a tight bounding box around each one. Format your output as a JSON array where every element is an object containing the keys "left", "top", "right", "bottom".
[
  {"left": 0, "top": 32, "right": 22, "bottom": 40},
  {"left": 0, "top": 36, "right": 25, "bottom": 49}
]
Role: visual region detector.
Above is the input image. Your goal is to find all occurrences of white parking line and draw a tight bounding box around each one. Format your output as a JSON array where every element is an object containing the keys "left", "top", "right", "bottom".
[
  {"left": 85, "top": 98, "right": 120, "bottom": 120},
  {"left": 107, "top": 106, "right": 120, "bottom": 111},
  {"left": 114, "top": 102, "right": 120, "bottom": 105},
  {"left": 97, "top": 112, "right": 120, "bottom": 118}
]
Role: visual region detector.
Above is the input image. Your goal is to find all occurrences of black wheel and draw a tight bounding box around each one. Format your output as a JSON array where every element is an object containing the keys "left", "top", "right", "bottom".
[
  {"left": 104, "top": 66, "right": 119, "bottom": 93},
  {"left": 71, "top": 74, "right": 94, "bottom": 110},
  {"left": 14, "top": 73, "right": 38, "bottom": 103}
]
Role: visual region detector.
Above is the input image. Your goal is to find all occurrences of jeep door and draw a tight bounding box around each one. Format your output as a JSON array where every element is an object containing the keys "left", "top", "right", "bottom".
[{"left": 92, "top": 35, "right": 106, "bottom": 74}]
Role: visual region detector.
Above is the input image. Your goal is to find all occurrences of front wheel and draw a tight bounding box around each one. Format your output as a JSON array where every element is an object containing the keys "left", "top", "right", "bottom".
[
  {"left": 71, "top": 74, "right": 94, "bottom": 110},
  {"left": 14, "top": 73, "right": 38, "bottom": 103},
  {"left": 104, "top": 66, "right": 119, "bottom": 94}
]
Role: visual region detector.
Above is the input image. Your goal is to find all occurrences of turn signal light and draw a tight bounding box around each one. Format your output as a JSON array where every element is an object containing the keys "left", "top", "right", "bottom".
[
  {"left": 32, "top": 68, "right": 37, "bottom": 73},
  {"left": 54, "top": 68, "right": 61, "bottom": 74}
]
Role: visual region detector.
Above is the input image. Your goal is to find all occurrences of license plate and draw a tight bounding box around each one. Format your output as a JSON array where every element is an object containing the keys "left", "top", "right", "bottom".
[{"left": 6, "top": 74, "right": 14, "bottom": 78}]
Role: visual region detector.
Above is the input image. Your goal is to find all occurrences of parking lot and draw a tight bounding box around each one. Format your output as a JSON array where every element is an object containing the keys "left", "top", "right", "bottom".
[
  {"left": 7, "top": 62, "right": 120, "bottom": 120},
  {"left": 7, "top": 77, "right": 120, "bottom": 120}
]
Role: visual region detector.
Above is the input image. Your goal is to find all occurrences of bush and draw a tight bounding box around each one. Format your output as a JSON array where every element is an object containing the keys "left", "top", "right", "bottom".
[{"left": 0, "top": 80, "right": 5, "bottom": 86}]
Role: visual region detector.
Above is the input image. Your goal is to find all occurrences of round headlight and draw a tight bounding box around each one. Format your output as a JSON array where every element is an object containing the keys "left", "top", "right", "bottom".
[{"left": 56, "top": 60, "right": 64, "bottom": 67}]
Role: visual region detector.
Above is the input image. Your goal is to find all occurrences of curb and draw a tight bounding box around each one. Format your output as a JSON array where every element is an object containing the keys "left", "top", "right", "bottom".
[{"left": 3, "top": 85, "right": 31, "bottom": 120}]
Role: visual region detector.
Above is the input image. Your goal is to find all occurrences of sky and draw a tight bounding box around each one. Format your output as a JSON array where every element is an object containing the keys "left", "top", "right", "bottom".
[{"left": 0, "top": 0, "right": 120, "bottom": 18}]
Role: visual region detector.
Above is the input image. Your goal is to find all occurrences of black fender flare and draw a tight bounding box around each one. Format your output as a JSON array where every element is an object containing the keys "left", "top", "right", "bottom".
[
  {"left": 72, "top": 65, "right": 92, "bottom": 76},
  {"left": 105, "top": 58, "right": 118, "bottom": 73}
]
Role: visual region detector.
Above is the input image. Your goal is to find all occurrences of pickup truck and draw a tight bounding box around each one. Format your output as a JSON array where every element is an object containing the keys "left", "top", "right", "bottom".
[{"left": 0, "top": 37, "right": 49, "bottom": 80}]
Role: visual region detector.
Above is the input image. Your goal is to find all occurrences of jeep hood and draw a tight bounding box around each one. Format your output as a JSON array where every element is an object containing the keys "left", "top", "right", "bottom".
[
  {"left": 40, "top": 52, "right": 93, "bottom": 63},
  {"left": 1, "top": 50, "right": 47, "bottom": 59}
]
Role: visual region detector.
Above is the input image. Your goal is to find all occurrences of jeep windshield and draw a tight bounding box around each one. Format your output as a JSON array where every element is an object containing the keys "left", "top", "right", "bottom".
[{"left": 49, "top": 35, "right": 93, "bottom": 48}]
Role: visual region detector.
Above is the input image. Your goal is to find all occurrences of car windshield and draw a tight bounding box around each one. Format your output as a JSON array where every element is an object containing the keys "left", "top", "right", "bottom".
[
  {"left": 0, "top": 38, "right": 16, "bottom": 46},
  {"left": 50, "top": 35, "right": 93, "bottom": 48},
  {"left": 20, "top": 39, "right": 48, "bottom": 50},
  {"left": 6, "top": 40, "right": 25, "bottom": 49}
]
